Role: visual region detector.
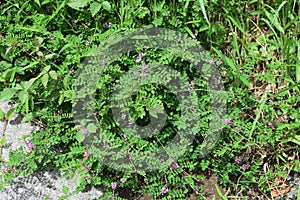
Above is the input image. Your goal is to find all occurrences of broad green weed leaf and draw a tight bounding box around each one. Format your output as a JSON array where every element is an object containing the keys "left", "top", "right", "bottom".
[
  {"left": 64, "top": 90, "right": 74, "bottom": 100},
  {"left": 22, "top": 112, "right": 34, "bottom": 122},
  {"left": 6, "top": 108, "right": 15, "bottom": 120},
  {"left": 87, "top": 123, "right": 97, "bottom": 133},
  {"left": 90, "top": 2, "right": 101, "bottom": 17},
  {"left": 0, "top": 88, "right": 17, "bottom": 102},
  {"left": 0, "top": 61, "right": 12, "bottom": 69},
  {"left": 41, "top": 73, "right": 49, "bottom": 88},
  {"left": 75, "top": 172, "right": 84, "bottom": 187},
  {"left": 76, "top": 131, "right": 85, "bottom": 142},
  {"left": 67, "top": 0, "right": 89, "bottom": 10},
  {"left": 25, "top": 77, "right": 38, "bottom": 91},
  {"left": 44, "top": 53, "right": 56, "bottom": 60},
  {"left": 42, "top": 65, "right": 51, "bottom": 74},
  {"left": 49, "top": 70, "right": 58, "bottom": 80},
  {"left": 101, "top": 1, "right": 111, "bottom": 11},
  {"left": 63, "top": 75, "right": 70, "bottom": 89}
]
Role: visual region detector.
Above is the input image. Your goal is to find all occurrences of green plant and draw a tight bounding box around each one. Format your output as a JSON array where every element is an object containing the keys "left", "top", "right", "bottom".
[{"left": 0, "top": 0, "right": 299, "bottom": 199}]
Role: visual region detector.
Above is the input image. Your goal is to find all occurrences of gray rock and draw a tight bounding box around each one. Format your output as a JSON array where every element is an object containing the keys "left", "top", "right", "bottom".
[{"left": 0, "top": 101, "right": 104, "bottom": 199}]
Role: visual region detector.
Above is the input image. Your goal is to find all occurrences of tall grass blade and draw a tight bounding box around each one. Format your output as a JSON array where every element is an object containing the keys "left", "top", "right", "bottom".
[
  {"left": 199, "top": 0, "right": 210, "bottom": 27},
  {"left": 249, "top": 98, "right": 267, "bottom": 139}
]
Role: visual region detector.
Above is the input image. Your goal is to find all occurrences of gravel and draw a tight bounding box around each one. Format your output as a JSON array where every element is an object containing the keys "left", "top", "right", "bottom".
[{"left": 276, "top": 175, "right": 300, "bottom": 200}]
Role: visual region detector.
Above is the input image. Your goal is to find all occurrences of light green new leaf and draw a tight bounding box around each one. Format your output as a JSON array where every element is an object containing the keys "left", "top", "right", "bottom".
[
  {"left": 41, "top": 73, "right": 49, "bottom": 88},
  {"left": 22, "top": 112, "right": 34, "bottom": 122},
  {"left": 67, "top": 0, "right": 89, "bottom": 10},
  {"left": 90, "top": 1, "right": 101, "bottom": 17},
  {"left": 75, "top": 172, "right": 84, "bottom": 187},
  {"left": 102, "top": 1, "right": 111, "bottom": 11},
  {"left": 75, "top": 131, "right": 85, "bottom": 142},
  {"left": 87, "top": 123, "right": 97, "bottom": 133},
  {"left": 25, "top": 77, "right": 38, "bottom": 91},
  {"left": 49, "top": 70, "right": 58, "bottom": 80},
  {"left": 6, "top": 108, "right": 15, "bottom": 120},
  {"left": 0, "top": 88, "right": 17, "bottom": 102}
]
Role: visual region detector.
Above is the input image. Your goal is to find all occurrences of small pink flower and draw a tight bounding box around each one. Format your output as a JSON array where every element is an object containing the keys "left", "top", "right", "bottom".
[
  {"left": 161, "top": 186, "right": 168, "bottom": 195},
  {"left": 70, "top": 69, "right": 75, "bottom": 75},
  {"left": 209, "top": 59, "right": 215, "bottom": 65},
  {"left": 139, "top": 72, "right": 147, "bottom": 77},
  {"left": 194, "top": 187, "right": 199, "bottom": 193},
  {"left": 111, "top": 182, "right": 117, "bottom": 190},
  {"left": 3, "top": 165, "right": 9, "bottom": 171},
  {"left": 103, "top": 22, "right": 113, "bottom": 28},
  {"left": 82, "top": 129, "right": 88, "bottom": 136},
  {"left": 241, "top": 163, "right": 248, "bottom": 171},
  {"left": 139, "top": 52, "right": 145, "bottom": 58},
  {"left": 84, "top": 165, "right": 91, "bottom": 171},
  {"left": 172, "top": 163, "right": 179, "bottom": 169},
  {"left": 11, "top": 167, "right": 17, "bottom": 175},
  {"left": 121, "top": 113, "right": 127, "bottom": 120},
  {"left": 225, "top": 118, "right": 231, "bottom": 125},
  {"left": 123, "top": 135, "right": 127, "bottom": 141},
  {"left": 216, "top": 59, "right": 222, "bottom": 66},
  {"left": 268, "top": 122, "right": 275, "bottom": 129},
  {"left": 142, "top": 65, "right": 149, "bottom": 72},
  {"left": 234, "top": 156, "right": 242, "bottom": 164},
  {"left": 25, "top": 141, "right": 34, "bottom": 149},
  {"left": 120, "top": 178, "right": 126, "bottom": 183},
  {"left": 136, "top": 57, "right": 142, "bottom": 64},
  {"left": 128, "top": 119, "right": 133, "bottom": 125},
  {"left": 84, "top": 151, "right": 90, "bottom": 158}
]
